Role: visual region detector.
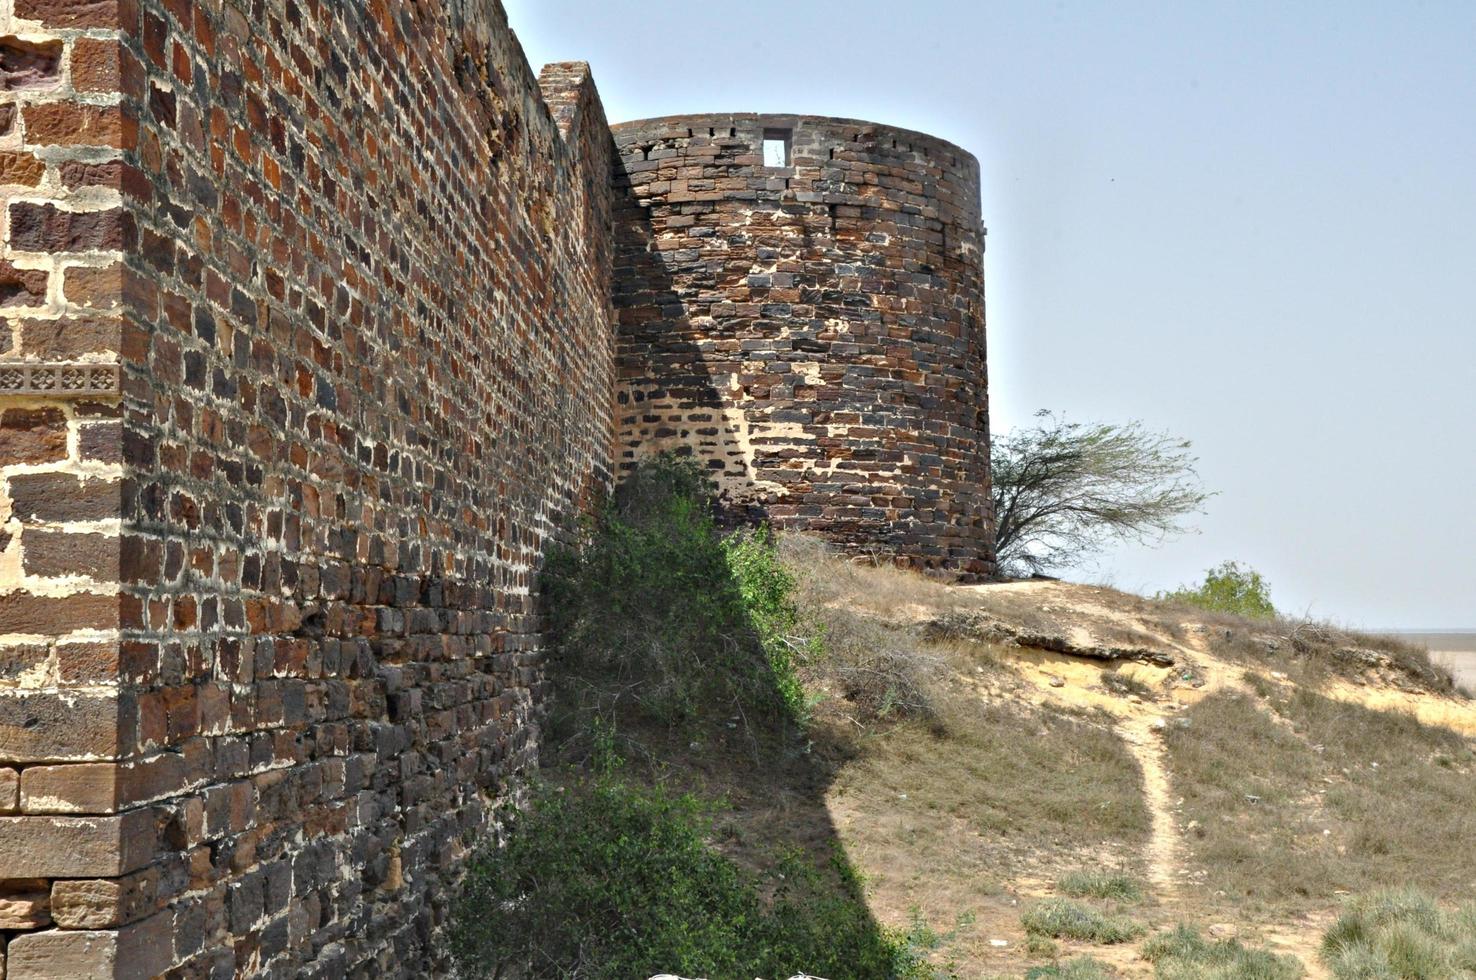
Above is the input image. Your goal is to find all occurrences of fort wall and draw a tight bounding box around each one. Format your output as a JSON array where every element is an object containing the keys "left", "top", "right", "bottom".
[
  {"left": 0, "top": 1, "right": 614, "bottom": 976},
  {"left": 0, "top": 5, "right": 993, "bottom": 979},
  {"left": 612, "top": 114, "right": 995, "bottom": 578}
]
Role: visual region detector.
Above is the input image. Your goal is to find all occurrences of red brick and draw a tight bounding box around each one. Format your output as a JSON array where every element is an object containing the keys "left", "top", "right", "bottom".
[
  {"left": 22, "top": 101, "right": 125, "bottom": 147},
  {"left": 0, "top": 36, "right": 62, "bottom": 90},
  {"left": 0, "top": 257, "right": 48, "bottom": 305},
  {"left": 14, "top": 0, "right": 120, "bottom": 29},
  {"left": 70, "top": 37, "right": 121, "bottom": 93},
  {"left": 15, "top": 315, "right": 120, "bottom": 357},
  {"left": 0, "top": 592, "right": 118, "bottom": 633},
  {"left": 0, "top": 407, "right": 66, "bottom": 465},
  {"left": 60, "top": 159, "right": 125, "bottom": 189},
  {"left": 20, "top": 529, "right": 120, "bottom": 580},
  {"left": 79, "top": 419, "right": 123, "bottom": 463},
  {"left": 8, "top": 473, "right": 119, "bottom": 523},
  {"left": 0, "top": 150, "right": 45, "bottom": 185},
  {"left": 56, "top": 636, "right": 120, "bottom": 683},
  {"left": 62, "top": 262, "right": 124, "bottom": 308},
  {"left": 9, "top": 203, "right": 135, "bottom": 252}
]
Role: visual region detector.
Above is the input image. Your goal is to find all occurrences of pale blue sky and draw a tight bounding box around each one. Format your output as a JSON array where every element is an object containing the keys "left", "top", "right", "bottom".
[{"left": 506, "top": 0, "right": 1476, "bottom": 629}]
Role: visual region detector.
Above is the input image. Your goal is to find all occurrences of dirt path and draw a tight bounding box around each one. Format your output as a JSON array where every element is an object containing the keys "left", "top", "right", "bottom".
[{"left": 1115, "top": 715, "right": 1183, "bottom": 902}]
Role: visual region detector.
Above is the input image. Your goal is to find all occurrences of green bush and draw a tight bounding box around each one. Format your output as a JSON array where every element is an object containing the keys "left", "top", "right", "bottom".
[
  {"left": 1021, "top": 898, "right": 1145, "bottom": 944},
  {"left": 723, "top": 525, "right": 822, "bottom": 723},
  {"left": 449, "top": 761, "right": 943, "bottom": 979},
  {"left": 1158, "top": 561, "right": 1277, "bottom": 619},
  {"left": 1143, "top": 924, "right": 1304, "bottom": 979},
  {"left": 543, "top": 455, "right": 813, "bottom": 731},
  {"left": 1321, "top": 889, "right": 1476, "bottom": 979}
]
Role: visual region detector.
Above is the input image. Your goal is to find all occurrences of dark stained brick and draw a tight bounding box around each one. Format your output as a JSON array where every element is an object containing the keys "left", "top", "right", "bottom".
[
  {"left": 9, "top": 203, "right": 135, "bottom": 253},
  {"left": 0, "top": 407, "right": 66, "bottom": 464}
]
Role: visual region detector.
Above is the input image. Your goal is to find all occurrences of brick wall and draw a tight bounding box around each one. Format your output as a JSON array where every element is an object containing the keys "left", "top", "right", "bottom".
[
  {"left": 0, "top": 6, "right": 997, "bottom": 978},
  {"left": 611, "top": 115, "right": 995, "bottom": 578},
  {"left": 0, "top": 1, "right": 615, "bottom": 977}
]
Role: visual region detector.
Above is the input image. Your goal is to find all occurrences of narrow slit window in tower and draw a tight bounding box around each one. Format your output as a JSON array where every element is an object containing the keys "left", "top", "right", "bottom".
[{"left": 763, "top": 128, "right": 792, "bottom": 167}]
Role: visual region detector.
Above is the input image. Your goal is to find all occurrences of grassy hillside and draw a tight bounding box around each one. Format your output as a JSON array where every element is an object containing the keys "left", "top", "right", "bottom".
[{"left": 449, "top": 460, "right": 1476, "bottom": 979}]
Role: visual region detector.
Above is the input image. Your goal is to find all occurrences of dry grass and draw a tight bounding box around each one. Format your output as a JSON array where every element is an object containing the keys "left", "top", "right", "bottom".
[
  {"left": 781, "top": 535, "right": 964, "bottom": 727},
  {"left": 1321, "top": 890, "right": 1476, "bottom": 979},
  {"left": 781, "top": 534, "right": 967, "bottom": 620},
  {"left": 1021, "top": 899, "right": 1146, "bottom": 944},
  {"left": 1057, "top": 870, "right": 1145, "bottom": 903},
  {"left": 769, "top": 535, "right": 1476, "bottom": 976},
  {"left": 835, "top": 698, "right": 1152, "bottom": 851},
  {"left": 1163, "top": 685, "right": 1476, "bottom": 916},
  {"left": 1143, "top": 924, "right": 1305, "bottom": 979},
  {"left": 1170, "top": 608, "right": 1458, "bottom": 695},
  {"left": 1023, "top": 958, "right": 1117, "bottom": 979}
]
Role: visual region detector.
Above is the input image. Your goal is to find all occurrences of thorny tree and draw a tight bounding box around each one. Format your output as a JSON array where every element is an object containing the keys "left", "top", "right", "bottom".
[{"left": 990, "top": 412, "right": 1212, "bottom": 575}]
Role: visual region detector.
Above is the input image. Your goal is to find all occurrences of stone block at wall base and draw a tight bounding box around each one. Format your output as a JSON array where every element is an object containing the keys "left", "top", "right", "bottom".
[{"left": 4, "top": 911, "right": 172, "bottom": 980}]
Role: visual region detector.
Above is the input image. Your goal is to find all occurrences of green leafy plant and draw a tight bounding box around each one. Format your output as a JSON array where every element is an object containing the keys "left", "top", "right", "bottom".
[
  {"left": 1158, "top": 561, "right": 1277, "bottom": 619},
  {"left": 543, "top": 455, "right": 816, "bottom": 733},
  {"left": 723, "top": 526, "right": 822, "bottom": 723},
  {"left": 450, "top": 763, "right": 947, "bottom": 979}
]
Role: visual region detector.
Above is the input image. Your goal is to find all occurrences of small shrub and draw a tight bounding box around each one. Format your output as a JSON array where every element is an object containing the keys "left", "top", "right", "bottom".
[
  {"left": 1322, "top": 889, "right": 1476, "bottom": 979},
  {"left": 1158, "top": 561, "right": 1277, "bottom": 619},
  {"left": 1143, "top": 924, "right": 1304, "bottom": 979},
  {"left": 1021, "top": 898, "right": 1145, "bottom": 944},
  {"left": 451, "top": 762, "right": 936, "bottom": 979},
  {"left": 724, "top": 526, "right": 821, "bottom": 723},
  {"left": 1057, "top": 870, "right": 1144, "bottom": 903},
  {"left": 1025, "top": 934, "right": 1061, "bottom": 959},
  {"left": 1101, "top": 670, "right": 1155, "bottom": 700},
  {"left": 1026, "top": 957, "right": 1116, "bottom": 979}
]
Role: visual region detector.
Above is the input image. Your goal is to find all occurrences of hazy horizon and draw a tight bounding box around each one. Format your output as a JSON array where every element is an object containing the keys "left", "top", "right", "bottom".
[{"left": 505, "top": 0, "right": 1476, "bottom": 629}]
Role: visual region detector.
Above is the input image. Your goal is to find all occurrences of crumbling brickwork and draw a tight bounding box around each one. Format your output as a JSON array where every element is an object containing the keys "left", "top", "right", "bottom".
[
  {"left": 0, "top": 0, "right": 614, "bottom": 976},
  {"left": 612, "top": 115, "right": 995, "bottom": 578},
  {"left": 0, "top": 4, "right": 993, "bottom": 979}
]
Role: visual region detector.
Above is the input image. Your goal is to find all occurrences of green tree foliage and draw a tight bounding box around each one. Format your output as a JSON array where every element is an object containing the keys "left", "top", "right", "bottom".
[
  {"left": 1159, "top": 561, "right": 1277, "bottom": 619},
  {"left": 991, "top": 412, "right": 1212, "bottom": 575}
]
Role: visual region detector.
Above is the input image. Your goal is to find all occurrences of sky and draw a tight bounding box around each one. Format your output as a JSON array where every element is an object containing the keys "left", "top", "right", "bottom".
[{"left": 505, "top": 0, "right": 1476, "bottom": 629}]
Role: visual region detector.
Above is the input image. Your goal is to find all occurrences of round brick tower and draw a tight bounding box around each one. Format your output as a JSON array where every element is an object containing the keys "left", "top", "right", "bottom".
[{"left": 611, "top": 113, "right": 995, "bottom": 578}]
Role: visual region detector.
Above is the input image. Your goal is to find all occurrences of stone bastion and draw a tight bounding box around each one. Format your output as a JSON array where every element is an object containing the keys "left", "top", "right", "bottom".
[{"left": 611, "top": 113, "right": 995, "bottom": 578}]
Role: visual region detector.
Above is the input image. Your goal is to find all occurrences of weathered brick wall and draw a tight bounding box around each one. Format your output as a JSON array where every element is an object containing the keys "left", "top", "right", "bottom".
[
  {"left": 0, "top": 7, "right": 997, "bottom": 977},
  {"left": 0, "top": 1, "right": 614, "bottom": 977},
  {"left": 611, "top": 115, "right": 995, "bottom": 578}
]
